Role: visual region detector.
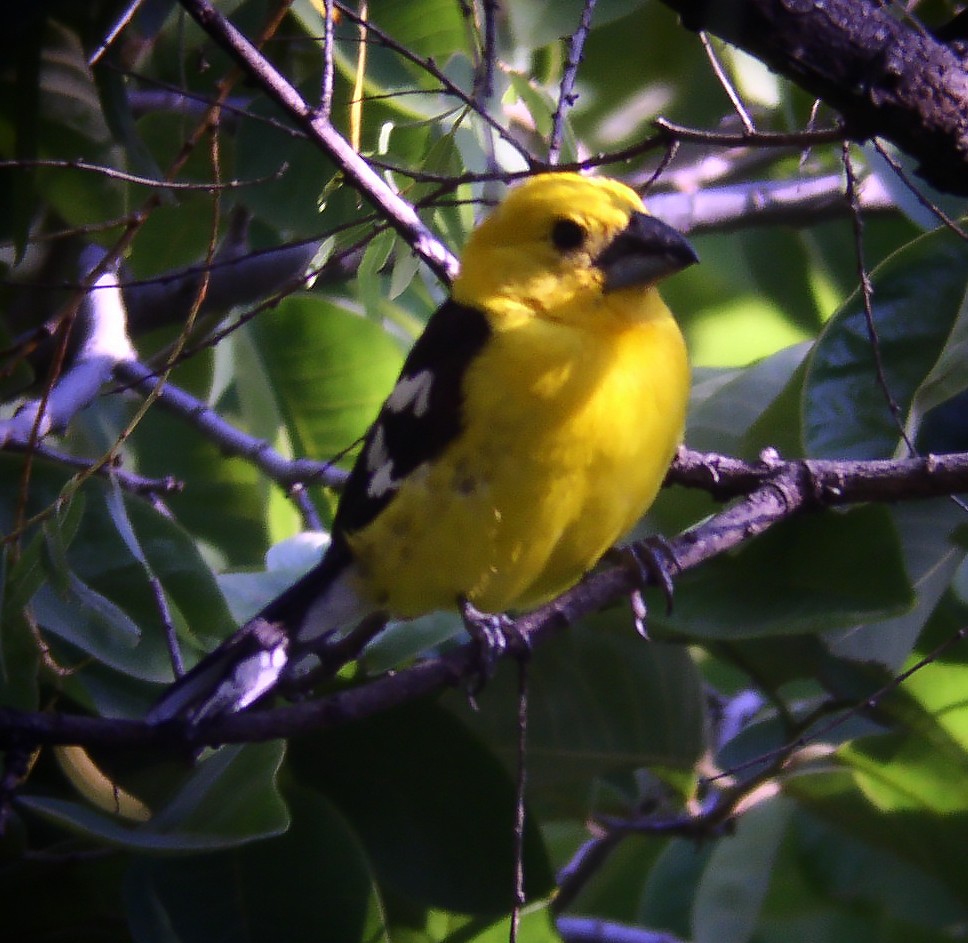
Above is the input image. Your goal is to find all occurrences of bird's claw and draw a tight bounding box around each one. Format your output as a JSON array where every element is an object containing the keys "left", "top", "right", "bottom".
[
  {"left": 612, "top": 537, "right": 678, "bottom": 639},
  {"left": 459, "top": 598, "right": 528, "bottom": 703}
]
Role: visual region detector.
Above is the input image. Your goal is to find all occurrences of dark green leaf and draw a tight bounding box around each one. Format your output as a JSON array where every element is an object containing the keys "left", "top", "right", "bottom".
[
  {"left": 123, "top": 785, "right": 387, "bottom": 943},
  {"left": 450, "top": 617, "right": 707, "bottom": 820},
  {"left": 289, "top": 700, "right": 554, "bottom": 914},
  {"left": 655, "top": 506, "right": 914, "bottom": 640},
  {"left": 803, "top": 227, "right": 968, "bottom": 458}
]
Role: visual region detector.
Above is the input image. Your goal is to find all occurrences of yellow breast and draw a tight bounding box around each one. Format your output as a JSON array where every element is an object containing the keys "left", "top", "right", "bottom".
[{"left": 347, "top": 290, "right": 688, "bottom": 616}]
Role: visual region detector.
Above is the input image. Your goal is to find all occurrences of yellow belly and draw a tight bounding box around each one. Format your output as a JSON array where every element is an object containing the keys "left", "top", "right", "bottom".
[{"left": 347, "top": 300, "right": 688, "bottom": 616}]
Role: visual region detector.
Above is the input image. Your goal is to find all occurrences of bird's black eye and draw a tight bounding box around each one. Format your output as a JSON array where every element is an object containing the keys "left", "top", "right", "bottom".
[{"left": 551, "top": 218, "right": 587, "bottom": 251}]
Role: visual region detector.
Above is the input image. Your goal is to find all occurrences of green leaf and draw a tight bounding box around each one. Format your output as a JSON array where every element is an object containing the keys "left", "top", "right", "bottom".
[
  {"left": 564, "top": 835, "right": 667, "bottom": 923},
  {"left": 366, "top": 0, "right": 469, "bottom": 60},
  {"left": 655, "top": 506, "right": 914, "bottom": 640},
  {"left": 450, "top": 616, "right": 707, "bottom": 820},
  {"left": 0, "top": 604, "right": 39, "bottom": 710},
  {"left": 32, "top": 572, "right": 142, "bottom": 660},
  {"left": 249, "top": 295, "right": 405, "bottom": 464},
  {"left": 288, "top": 700, "right": 554, "bottom": 914},
  {"left": 780, "top": 810, "right": 967, "bottom": 934},
  {"left": 123, "top": 785, "right": 388, "bottom": 943},
  {"left": 25, "top": 21, "right": 124, "bottom": 226},
  {"left": 825, "top": 501, "right": 967, "bottom": 671},
  {"left": 505, "top": 0, "right": 649, "bottom": 54},
  {"left": 686, "top": 344, "right": 810, "bottom": 456},
  {"left": 233, "top": 103, "right": 337, "bottom": 237},
  {"left": 22, "top": 742, "right": 288, "bottom": 852},
  {"left": 692, "top": 797, "right": 794, "bottom": 943},
  {"left": 131, "top": 378, "right": 271, "bottom": 568},
  {"left": 905, "top": 288, "right": 968, "bottom": 445},
  {"left": 64, "top": 486, "right": 236, "bottom": 672},
  {"left": 356, "top": 228, "right": 396, "bottom": 318},
  {"left": 803, "top": 226, "right": 968, "bottom": 458},
  {"left": 788, "top": 768, "right": 968, "bottom": 903},
  {"left": 640, "top": 838, "right": 716, "bottom": 937}
]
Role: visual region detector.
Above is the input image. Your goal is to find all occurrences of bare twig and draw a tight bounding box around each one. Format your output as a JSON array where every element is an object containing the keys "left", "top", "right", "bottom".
[
  {"left": 842, "top": 143, "right": 915, "bottom": 455},
  {"left": 870, "top": 138, "right": 968, "bottom": 240},
  {"left": 333, "top": 0, "right": 532, "bottom": 167},
  {"left": 112, "top": 359, "right": 349, "bottom": 491},
  {"left": 548, "top": 0, "right": 597, "bottom": 165},
  {"left": 319, "top": 0, "right": 336, "bottom": 119},
  {"left": 645, "top": 170, "right": 894, "bottom": 234},
  {"left": 654, "top": 116, "right": 846, "bottom": 149},
  {"left": 510, "top": 658, "right": 530, "bottom": 943},
  {"left": 1, "top": 441, "right": 183, "bottom": 497},
  {"left": 658, "top": 0, "right": 968, "bottom": 196},
  {"left": 0, "top": 157, "right": 288, "bottom": 191},
  {"left": 178, "top": 0, "right": 459, "bottom": 282},
  {"left": 556, "top": 917, "right": 685, "bottom": 943},
  {"left": 88, "top": 0, "right": 147, "bottom": 66},
  {"left": 699, "top": 31, "right": 755, "bottom": 134}
]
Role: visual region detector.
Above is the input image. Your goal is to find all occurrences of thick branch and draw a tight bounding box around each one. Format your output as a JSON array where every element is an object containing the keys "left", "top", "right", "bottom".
[
  {"left": 2, "top": 448, "right": 967, "bottom": 750},
  {"left": 0, "top": 248, "right": 134, "bottom": 448},
  {"left": 646, "top": 171, "right": 893, "bottom": 234},
  {"left": 659, "top": 0, "right": 968, "bottom": 196}
]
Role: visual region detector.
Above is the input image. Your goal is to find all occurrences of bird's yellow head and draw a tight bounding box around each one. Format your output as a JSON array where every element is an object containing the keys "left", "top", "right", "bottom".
[{"left": 452, "top": 173, "right": 697, "bottom": 329}]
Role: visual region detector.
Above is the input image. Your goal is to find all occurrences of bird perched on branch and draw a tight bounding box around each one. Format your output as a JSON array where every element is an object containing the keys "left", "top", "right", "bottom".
[{"left": 148, "top": 173, "right": 697, "bottom": 723}]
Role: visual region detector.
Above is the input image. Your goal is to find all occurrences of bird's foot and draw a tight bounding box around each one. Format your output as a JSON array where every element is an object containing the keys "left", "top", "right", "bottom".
[
  {"left": 610, "top": 537, "right": 679, "bottom": 639},
  {"left": 459, "top": 597, "right": 528, "bottom": 703}
]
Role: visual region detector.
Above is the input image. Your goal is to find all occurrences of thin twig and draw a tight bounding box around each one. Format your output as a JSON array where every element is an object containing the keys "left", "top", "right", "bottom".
[
  {"left": 548, "top": 0, "right": 597, "bottom": 165},
  {"left": 699, "top": 32, "right": 756, "bottom": 133},
  {"left": 842, "top": 142, "right": 916, "bottom": 455},
  {"left": 509, "top": 656, "right": 530, "bottom": 943},
  {"left": 0, "top": 157, "right": 287, "bottom": 191},
  {"left": 333, "top": 1, "right": 532, "bottom": 167},
  {"left": 178, "top": 0, "right": 459, "bottom": 281},
  {"left": 701, "top": 623, "right": 968, "bottom": 786},
  {"left": 319, "top": 0, "right": 336, "bottom": 119},
  {"left": 113, "top": 359, "right": 350, "bottom": 491},
  {"left": 88, "top": 0, "right": 147, "bottom": 66},
  {"left": 478, "top": 0, "right": 498, "bottom": 104},
  {"left": 0, "top": 442, "right": 183, "bottom": 497},
  {"left": 654, "top": 116, "right": 845, "bottom": 148},
  {"left": 871, "top": 138, "right": 968, "bottom": 240},
  {"left": 645, "top": 170, "right": 894, "bottom": 234}
]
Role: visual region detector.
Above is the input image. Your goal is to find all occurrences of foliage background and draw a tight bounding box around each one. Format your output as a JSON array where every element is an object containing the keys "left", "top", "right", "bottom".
[{"left": 1, "top": 1, "right": 968, "bottom": 941}]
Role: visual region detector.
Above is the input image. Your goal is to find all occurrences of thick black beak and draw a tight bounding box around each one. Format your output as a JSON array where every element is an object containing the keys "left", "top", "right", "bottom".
[{"left": 595, "top": 212, "right": 698, "bottom": 292}]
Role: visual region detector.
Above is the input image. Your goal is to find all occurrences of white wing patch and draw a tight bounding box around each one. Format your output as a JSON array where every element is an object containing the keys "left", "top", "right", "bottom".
[
  {"left": 386, "top": 369, "right": 434, "bottom": 417},
  {"left": 365, "top": 424, "right": 390, "bottom": 472},
  {"left": 365, "top": 370, "right": 435, "bottom": 498},
  {"left": 363, "top": 423, "right": 402, "bottom": 498}
]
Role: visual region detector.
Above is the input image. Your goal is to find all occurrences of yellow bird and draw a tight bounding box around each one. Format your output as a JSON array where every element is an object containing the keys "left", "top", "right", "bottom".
[{"left": 148, "top": 173, "right": 696, "bottom": 722}]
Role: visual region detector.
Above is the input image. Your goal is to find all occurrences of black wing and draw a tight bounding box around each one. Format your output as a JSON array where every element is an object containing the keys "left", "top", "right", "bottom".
[{"left": 331, "top": 299, "right": 491, "bottom": 538}]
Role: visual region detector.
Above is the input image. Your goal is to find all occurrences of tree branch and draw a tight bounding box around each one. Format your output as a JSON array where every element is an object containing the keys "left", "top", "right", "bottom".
[
  {"left": 0, "top": 248, "right": 135, "bottom": 448},
  {"left": 2, "top": 447, "right": 967, "bottom": 751},
  {"left": 658, "top": 0, "right": 968, "bottom": 196},
  {"left": 177, "top": 0, "right": 460, "bottom": 282},
  {"left": 113, "top": 359, "right": 349, "bottom": 491},
  {"left": 645, "top": 170, "right": 894, "bottom": 234}
]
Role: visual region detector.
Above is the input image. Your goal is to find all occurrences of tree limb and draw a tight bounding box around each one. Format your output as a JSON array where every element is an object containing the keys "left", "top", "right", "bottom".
[
  {"left": 0, "top": 248, "right": 135, "bottom": 448},
  {"left": 659, "top": 0, "right": 968, "bottom": 196},
  {"left": 2, "top": 447, "right": 966, "bottom": 751}
]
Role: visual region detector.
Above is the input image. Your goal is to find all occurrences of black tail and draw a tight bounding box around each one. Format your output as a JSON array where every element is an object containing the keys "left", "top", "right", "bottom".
[{"left": 146, "top": 550, "right": 355, "bottom": 723}]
